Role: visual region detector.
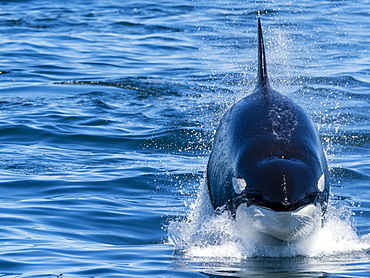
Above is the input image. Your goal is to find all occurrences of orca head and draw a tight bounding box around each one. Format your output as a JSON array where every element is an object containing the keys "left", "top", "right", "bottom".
[
  {"left": 228, "top": 159, "right": 326, "bottom": 244},
  {"left": 228, "top": 153, "right": 327, "bottom": 244}
]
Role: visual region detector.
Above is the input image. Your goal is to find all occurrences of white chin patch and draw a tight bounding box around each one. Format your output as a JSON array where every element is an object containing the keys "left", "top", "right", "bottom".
[{"left": 235, "top": 203, "right": 322, "bottom": 245}]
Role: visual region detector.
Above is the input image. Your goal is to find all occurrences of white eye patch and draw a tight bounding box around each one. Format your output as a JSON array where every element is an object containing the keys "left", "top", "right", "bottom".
[
  {"left": 317, "top": 173, "right": 325, "bottom": 192},
  {"left": 232, "top": 177, "right": 247, "bottom": 194}
]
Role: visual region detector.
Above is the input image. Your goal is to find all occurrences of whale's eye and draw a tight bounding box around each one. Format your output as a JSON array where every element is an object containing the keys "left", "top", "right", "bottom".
[
  {"left": 317, "top": 173, "right": 325, "bottom": 192},
  {"left": 232, "top": 177, "right": 247, "bottom": 194},
  {"left": 277, "top": 155, "right": 288, "bottom": 159}
]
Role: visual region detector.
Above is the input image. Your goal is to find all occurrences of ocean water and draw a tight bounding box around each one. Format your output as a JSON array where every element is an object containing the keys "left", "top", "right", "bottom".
[{"left": 0, "top": 0, "right": 370, "bottom": 277}]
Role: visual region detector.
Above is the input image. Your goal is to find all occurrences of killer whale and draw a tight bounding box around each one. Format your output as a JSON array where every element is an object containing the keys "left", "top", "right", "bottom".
[{"left": 206, "top": 19, "right": 329, "bottom": 244}]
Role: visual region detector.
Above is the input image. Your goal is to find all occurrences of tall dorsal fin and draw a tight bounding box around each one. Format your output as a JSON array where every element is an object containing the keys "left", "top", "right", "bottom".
[{"left": 257, "top": 18, "right": 269, "bottom": 90}]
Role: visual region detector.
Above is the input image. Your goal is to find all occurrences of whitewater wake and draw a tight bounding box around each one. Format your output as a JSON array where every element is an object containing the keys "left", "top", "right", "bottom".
[{"left": 168, "top": 180, "right": 370, "bottom": 259}]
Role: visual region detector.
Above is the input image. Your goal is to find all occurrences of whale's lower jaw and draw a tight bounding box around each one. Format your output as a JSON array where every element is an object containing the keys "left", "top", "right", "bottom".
[{"left": 235, "top": 203, "right": 322, "bottom": 245}]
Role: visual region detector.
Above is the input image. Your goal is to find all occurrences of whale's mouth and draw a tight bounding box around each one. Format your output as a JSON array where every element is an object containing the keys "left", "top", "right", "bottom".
[{"left": 235, "top": 203, "right": 322, "bottom": 244}]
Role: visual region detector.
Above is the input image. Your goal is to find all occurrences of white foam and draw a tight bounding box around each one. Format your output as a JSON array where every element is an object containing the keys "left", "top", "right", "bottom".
[{"left": 167, "top": 181, "right": 370, "bottom": 259}]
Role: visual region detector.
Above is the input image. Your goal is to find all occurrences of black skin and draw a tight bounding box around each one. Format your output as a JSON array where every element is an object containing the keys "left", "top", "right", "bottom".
[
  {"left": 206, "top": 19, "right": 329, "bottom": 215},
  {"left": 206, "top": 85, "right": 329, "bottom": 214}
]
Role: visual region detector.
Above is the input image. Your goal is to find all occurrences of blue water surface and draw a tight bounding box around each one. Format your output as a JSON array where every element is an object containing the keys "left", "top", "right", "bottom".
[{"left": 0, "top": 0, "right": 370, "bottom": 277}]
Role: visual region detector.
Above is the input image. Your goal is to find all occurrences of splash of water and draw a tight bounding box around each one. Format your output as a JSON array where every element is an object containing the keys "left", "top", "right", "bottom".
[{"left": 167, "top": 180, "right": 370, "bottom": 259}]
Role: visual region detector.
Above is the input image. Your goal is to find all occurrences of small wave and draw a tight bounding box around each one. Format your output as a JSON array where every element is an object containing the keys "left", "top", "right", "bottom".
[{"left": 167, "top": 181, "right": 370, "bottom": 259}]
